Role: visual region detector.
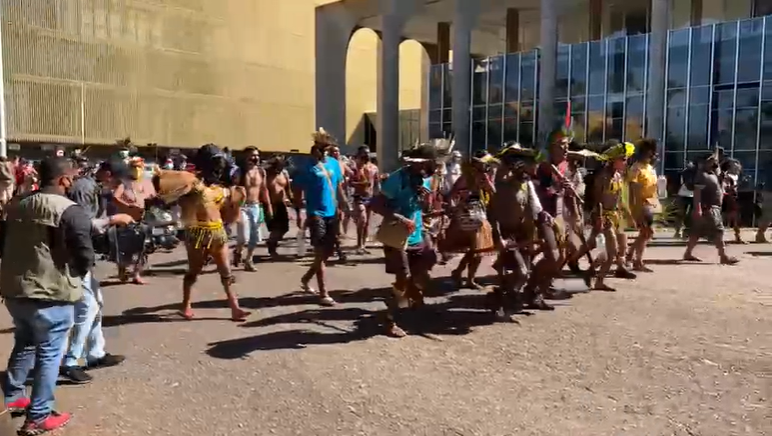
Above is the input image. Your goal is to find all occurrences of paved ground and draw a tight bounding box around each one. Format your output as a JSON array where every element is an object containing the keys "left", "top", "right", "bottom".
[{"left": 0, "top": 229, "right": 769, "bottom": 436}]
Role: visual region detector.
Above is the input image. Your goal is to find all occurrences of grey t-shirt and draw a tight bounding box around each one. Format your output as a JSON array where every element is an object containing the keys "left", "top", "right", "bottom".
[
  {"left": 68, "top": 176, "right": 102, "bottom": 221},
  {"left": 695, "top": 171, "right": 723, "bottom": 207}
]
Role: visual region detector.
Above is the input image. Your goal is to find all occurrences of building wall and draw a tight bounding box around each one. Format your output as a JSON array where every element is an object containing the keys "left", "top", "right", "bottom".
[{"left": 1, "top": 0, "right": 424, "bottom": 152}]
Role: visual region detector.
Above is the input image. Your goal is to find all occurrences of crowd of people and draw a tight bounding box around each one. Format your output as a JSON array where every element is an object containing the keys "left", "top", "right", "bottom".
[{"left": 0, "top": 126, "right": 764, "bottom": 434}]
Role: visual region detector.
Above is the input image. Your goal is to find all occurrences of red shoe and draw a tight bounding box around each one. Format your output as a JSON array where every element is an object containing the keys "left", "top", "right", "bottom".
[
  {"left": 6, "top": 397, "right": 30, "bottom": 413},
  {"left": 19, "top": 411, "right": 71, "bottom": 435}
]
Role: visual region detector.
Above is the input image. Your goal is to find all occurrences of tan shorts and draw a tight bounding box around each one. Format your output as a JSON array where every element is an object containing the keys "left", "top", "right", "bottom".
[{"left": 0, "top": 181, "right": 13, "bottom": 204}]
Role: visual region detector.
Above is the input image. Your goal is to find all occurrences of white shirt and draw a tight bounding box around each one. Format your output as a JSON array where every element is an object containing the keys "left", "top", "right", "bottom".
[{"left": 444, "top": 161, "right": 462, "bottom": 193}]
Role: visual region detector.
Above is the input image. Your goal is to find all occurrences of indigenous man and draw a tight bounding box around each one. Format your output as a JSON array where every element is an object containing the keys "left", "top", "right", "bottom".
[
  {"left": 292, "top": 129, "right": 348, "bottom": 306},
  {"left": 588, "top": 142, "right": 636, "bottom": 292},
  {"left": 265, "top": 155, "right": 292, "bottom": 257},
  {"left": 370, "top": 144, "right": 440, "bottom": 337},
  {"left": 153, "top": 144, "right": 250, "bottom": 321},
  {"left": 682, "top": 150, "right": 739, "bottom": 265},
  {"left": 488, "top": 143, "right": 546, "bottom": 319},
  {"left": 350, "top": 145, "right": 379, "bottom": 254},
  {"left": 110, "top": 155, "right": 155, "bottom": 284},
  {"left": 234, "top": 146, "right": 272, "bottom": 271},
  {"left": 627, "top": 138, "right": 660, "bottom": 272}
]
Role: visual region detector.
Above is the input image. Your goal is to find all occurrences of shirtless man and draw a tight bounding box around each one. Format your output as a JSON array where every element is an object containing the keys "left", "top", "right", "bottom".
[
  {"left": 350, "top": 146, "right": 379, "bottom": 254},
  {"left": 488, "top": 144, "right": 544, "bottom": 319},
  {"left": 234, "top": 147, "right": 272, "bottom": 271},
  {"left": 265, "top": 156, "right": 292, "bottom": 257},
  {"left": 111, "top": 157, "right": 156, "bottom": 284}
]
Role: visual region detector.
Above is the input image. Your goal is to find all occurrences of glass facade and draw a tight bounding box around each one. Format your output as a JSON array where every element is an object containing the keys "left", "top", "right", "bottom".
[{"left": 428, "top": 14, "right": 772, "bottom": 190}]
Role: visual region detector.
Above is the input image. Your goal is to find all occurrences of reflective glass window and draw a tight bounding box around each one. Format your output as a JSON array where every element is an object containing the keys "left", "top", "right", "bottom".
[
  {"left": 429, "top": 65, "right": 443, "bottom": 110},
  {"left": 687, "top": 104, "right": 710, "bottom": 149},
  {"left": 756, "top": 0, "right": 772, "bottom": 17},
  {"left": 736, "top": 86, "right": 761, "bottom": 108},
  {"left": 570, "top": 42, "right": 588, "bottom": 97},
  {"left": 664, "top": 152, "right": 685, "bottom": 170},
  {"left": 473, "top": 106, "right": 486, "bottom": 122},
  {"left": 472, "top": 122, "right": 487, "bottom": 152},
  {"left": 690, "top": 25, "right": 714, "bottom": 87},
  {"left": 503, "top": 117, "right": 518, "bottom": 142},
  {"left": 588, "top": 41, "right": 606, "bottom": 96},
  {"left": 504, "top": 53, "right": 520, "bottom": 102},
  {"left": 667, "top": 88, "right": 687, "bottom": 107},
  {"left": 489, "top": 56, "right": 504, "bottom": 104},
  {"left": 665, "top": 106, "right": 687, "bottom": 151},
  {"left": 713, "top": 89, "right": 735, "bottom": 110},
  {"left": 442, "top": 122, "right": 452, "bottom": 137},
  {"left": 556, "top": 45, "right": 570, "bottom": 100},
  {"left": 758, "top": 150, "right": 772, "bottom": 190},
  {"left": 732, "top": 150, "right": 758, "bottom": 172},
  {"left": 667, "top": 29, "right": 690, "bottom": 89},
  {"left": 710, "top": 108, "right": 734, "bottom": 147},
  {"left": 520, "top": 102, "right": 535, "bottom": 123},
  {"left": 714, "top": 22, "right": 738, "bottom": 85},
  {"left": 504, "top": 101, "right": 519, "bottom": 118},
  {"left": 443, "top": 109, "right": 452, "bottom": 124},
  {"left": 607, "top": 117, "right": 624, "bottom": 141},
  {"left": 737, "top": 18, "right": 764, "bottom": 83},
  {"left": 443, "top": 64, "right": 453, "bottom": 108},
  {"left": 488, "top": 104, "right": 503, "bottom": 120},
  {"left": 761, "top": 99, "right": 772, "bottom": 149},
  {"left": 429, "top": 110, "right": 441, "bottom": 124},
  {"left": 690, "top": 86, "right": 712, "bottom": 105},
  {"left": 571, "top": 96, "right": 587, "bottom": 142},
  {"left": 487, "top": 118, "right": 503, "bottom": 148},
  {"left": 734, "top": 108, "right": 760, "bottom": 150},
  {"left": 473, "top": 61, "right": 488, "bottom": 106},
  {"left": 521, "top": 51, "right": 537, "bottom": 101},
  {"left": 626, "top": 96, "right": 645, "bottom": 140},
  {"left": 519, "top": 122, "right": 534, "bottom": 146},
  {"left": 429, "top": 123, "right": 442, "bottom": 139},
  {"left": 608, "top": 37, "right": 626, "bottom": 95},
  {"left": 587, "top": 95, "right": 604, "bottom": 142},
  {"left": 764, "top": 17, "right": 772, "bottom": 80},
  {"left": 627, "top": 34, "right": 647, "bottom": 94}
]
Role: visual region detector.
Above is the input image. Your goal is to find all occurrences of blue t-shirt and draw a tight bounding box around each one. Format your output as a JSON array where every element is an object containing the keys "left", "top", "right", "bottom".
[
  {"left": 380, "top": 168, "right": 431, "bottom": 246},
  {"left": 295, "top": 157, "right": 342, "bottom": 218}
]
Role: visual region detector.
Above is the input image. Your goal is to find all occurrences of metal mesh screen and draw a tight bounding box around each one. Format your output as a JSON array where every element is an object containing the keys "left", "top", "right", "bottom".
[{"left": 1, "top": 0, "right": 270, "bottom": 147}]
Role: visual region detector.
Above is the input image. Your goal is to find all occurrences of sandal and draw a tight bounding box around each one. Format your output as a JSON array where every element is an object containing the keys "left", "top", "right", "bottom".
[
  {"left": 720, "top": 256, "right": 739, "bottom": 265},
  {"left": 300, "top": 282, "right": 318, "bottom": 295}
]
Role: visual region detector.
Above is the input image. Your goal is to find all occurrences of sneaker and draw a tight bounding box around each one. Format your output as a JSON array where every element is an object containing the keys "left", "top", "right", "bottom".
[
  {"left": 87, "top": 353, "right": 126, "bottom": 369},
  {"left": 6, "top": 397, "right": 30, "bottom": 413},
  {"left": 18, "top": 411, "right": 71, "bottom": 435},
  {"left": 59, "top": 367, "right": 93, "bottom": 385}
]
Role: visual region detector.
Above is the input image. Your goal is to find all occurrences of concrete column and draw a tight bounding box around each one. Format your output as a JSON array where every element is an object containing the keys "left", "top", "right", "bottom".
[
  {"left": 377, "top": 13, "right": 403, "bottom": 172},
  {"left": 506, "top": 9, "right": 520, "bottom": 53},
  {"left": 647, "top": 0, "right": 669, "bottom": 142},
  {"left": 437, "top": 22, "right": 451, "bottom": 64},
  {"left": 690, "top": 0, "right": 703, "bottom": 26},
  {"left": 452, "top": 0, "right": 479, "bottom": 156},
  {"left": 537, "top": 0, "right": 558, "bottom": 144},
  {"left": 315, "top": 5, "right": 356, "bottom": 147},
  {"left": 589, "top": 0, "right": 603, "bottom": 40}
]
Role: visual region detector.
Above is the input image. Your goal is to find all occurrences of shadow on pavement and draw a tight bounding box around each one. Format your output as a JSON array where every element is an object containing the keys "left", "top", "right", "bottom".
[{"left": 746, "top": 251, "right": 772, "bottom": 257}]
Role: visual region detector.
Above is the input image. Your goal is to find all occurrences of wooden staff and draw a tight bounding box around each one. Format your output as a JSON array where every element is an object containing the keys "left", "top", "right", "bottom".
[{"left": 550, "top": 164, "right": 594, "bottom": 268}]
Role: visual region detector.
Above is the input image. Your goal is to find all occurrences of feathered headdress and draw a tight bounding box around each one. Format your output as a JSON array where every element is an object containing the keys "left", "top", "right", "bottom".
[
  {"left": 311, "top": 128, "right": 337, "bottom": 147},
  {"left": 599, "top": 141, "right": 635, "bottom": 161},
  {"left": 402, "top": 135, "right": 455, "bottom": 163}
]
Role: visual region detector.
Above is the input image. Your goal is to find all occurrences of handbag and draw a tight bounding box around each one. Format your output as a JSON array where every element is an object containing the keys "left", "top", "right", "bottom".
[
  {"left": 455, "top": 200, "right": 486, "bottom": 232},
  {"left": 376, "top": 216, "right": 411, "bottom": 250}
]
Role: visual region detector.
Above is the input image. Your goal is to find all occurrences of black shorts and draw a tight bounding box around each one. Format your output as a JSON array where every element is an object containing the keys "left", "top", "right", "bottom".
[
  {"left": 266, "top": 202, "right": 290, "bottom": 236},
  {"left": 383, "top": 236, "right": 436, "bottom": 276},
  {"left": 308, "top": 215, "right": 338, "bottom": 253}
]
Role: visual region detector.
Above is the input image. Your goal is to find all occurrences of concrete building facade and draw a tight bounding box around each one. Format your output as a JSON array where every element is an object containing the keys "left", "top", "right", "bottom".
[
  {"left": 316, "top": 0, "right": 772, "bottom": 174},
  {"left": 0, "top": 0, "right": 425, "bottom": 153}
]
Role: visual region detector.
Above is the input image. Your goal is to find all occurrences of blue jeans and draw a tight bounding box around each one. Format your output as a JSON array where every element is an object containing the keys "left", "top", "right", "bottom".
[
  {"left": 237, "top": 203, "right": 263, "bottom": 249},
  {"left": 61, "top": 271, "right": 105, "bottom": 367},
  {"left": 3, "top": 299, "right": 74, "bottom": 422}
]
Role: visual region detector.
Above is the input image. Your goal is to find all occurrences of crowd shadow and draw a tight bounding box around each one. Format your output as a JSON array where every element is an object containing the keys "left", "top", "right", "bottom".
[{"left": 746, "top": 250, "right": 772, "bottom": 257}]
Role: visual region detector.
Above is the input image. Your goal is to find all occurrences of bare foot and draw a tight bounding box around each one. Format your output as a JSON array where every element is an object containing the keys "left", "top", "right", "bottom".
[
  {"left": 300, "top": 281, "right": 317, "bottom": 294},
  {"left": 132, "top": 276, "right": 147, "bottom": 285},
  {"left": 467, "top": 279, "right": 483, "bottom": 290},
  {"left": 178, "top": 310, "right": 195, "bottom": 320},
  {"left": 720, "top": 256, "right": 739, "bottom": 265},
  {"left": 244, "top": 260, "right": 256, "bottom": 272},
  {"left": 592, "top": 283, "right": 617, "bottom": 292},
  {"left": 682, "top": 255, "right": 702, "bottom": 262},
  {"left": 231, "top": 308, "right": 251, "bottom": 322},
  {"left": 386, "top": 323, "right": 407, "bottom": 338},
  {"left": 632, "top": 263, "right": 654, "bottom": 273}
]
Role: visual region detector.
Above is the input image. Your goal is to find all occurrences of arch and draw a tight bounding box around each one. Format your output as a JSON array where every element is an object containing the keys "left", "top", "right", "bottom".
[{"left": 345, "top": 27, "right": 380, "bottom": 151}]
